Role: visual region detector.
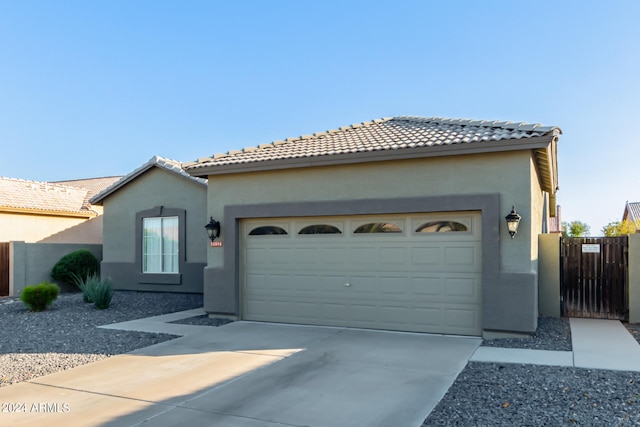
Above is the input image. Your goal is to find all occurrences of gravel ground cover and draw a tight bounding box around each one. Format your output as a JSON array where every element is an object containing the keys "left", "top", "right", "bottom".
[
  {"left": 481, "top": 315, "right": 572, "bottom": 351},
  {"left": 625, "top": 323, "right": 640, "bottom": 345},
  {"left": 171, "top": 314, "right": 234, "bottom": 327},
  {"left": 425, "top": 317, "right": 640, "bottom": 426},
  {"left": 0, "top": 291, "right": 202, "bottom": 387},
  {"left": 424, "top": 363, "right": 640, "bottom": 426}
]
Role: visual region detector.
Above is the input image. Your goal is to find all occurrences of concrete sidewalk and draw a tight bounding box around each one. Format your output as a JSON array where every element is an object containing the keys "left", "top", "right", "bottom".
[{"left": 471, "top": 318, "right": 640, "bottom": 371}]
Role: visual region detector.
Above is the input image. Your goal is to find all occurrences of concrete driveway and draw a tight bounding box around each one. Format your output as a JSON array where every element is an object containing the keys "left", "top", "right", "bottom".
[{"left": 0, "top": 316, "right": 480, "bottom": 427}]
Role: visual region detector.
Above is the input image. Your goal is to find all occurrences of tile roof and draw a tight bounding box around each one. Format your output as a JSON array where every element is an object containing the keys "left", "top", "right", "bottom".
[
  {"left": 185, "top": 116, "right": 561, "bottom": 173},
  {"left": 624, "top": 202, "right": 640, "bottom": 223},
  {"left": 54, "top": 176, "right": 122, "bottom": 199},
  {"left": 0, "top": 177, "right": 96, "bottom": 216},
  {"left": 89, "top": 156, "right": 207, "bottom": 205},
  {"left": 53, "top": 176, "right": 122, "bottom": 210}
]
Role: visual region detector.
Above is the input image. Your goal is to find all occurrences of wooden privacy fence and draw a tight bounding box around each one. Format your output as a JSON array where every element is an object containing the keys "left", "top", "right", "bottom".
[
  {"left": 0, "top": 242, "right": 9, "bottom": 296},
  {"left": 560, "top": 237, "right": 628, "bottom": 320}
]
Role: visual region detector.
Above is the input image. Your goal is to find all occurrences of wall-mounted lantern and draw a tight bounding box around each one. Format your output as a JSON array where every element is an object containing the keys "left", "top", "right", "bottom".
[
  {"left": 505, "top": 206, "right": 521, "bottom": 239},
  {"left": 205, "top": 217, "right": 221, "bottom": 246}
]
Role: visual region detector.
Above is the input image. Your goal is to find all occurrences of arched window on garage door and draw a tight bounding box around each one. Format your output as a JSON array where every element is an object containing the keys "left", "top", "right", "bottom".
[
  {"left": 298, "top": 224, "right": 342, "bottom": 234},
  {"left": 354, "top": 222, "right": 402, "bottom": 233},
  {"left": 249, "top": 226, "right": 288, "bottom": 236},
  {"left": 415, "top": 221, "right": 468, "bottom": 233}
]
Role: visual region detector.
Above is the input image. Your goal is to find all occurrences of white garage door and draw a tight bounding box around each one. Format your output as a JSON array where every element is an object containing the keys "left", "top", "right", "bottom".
[{"left": 241, "top": 212, "right": 482, "bottom": 336}]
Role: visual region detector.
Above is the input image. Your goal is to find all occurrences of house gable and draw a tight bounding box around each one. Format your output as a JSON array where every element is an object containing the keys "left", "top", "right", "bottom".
[{"left": 90, "top": 156, "right": 207, "bottom": 205}]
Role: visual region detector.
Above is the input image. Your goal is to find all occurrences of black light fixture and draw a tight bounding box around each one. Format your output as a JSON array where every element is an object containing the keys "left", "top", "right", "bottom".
[
  {"left": 205, "top": 217, "right": 221, "bottom": 243},
  {"left": 505, "top": 206, "right": 521, "bottom": 239}
]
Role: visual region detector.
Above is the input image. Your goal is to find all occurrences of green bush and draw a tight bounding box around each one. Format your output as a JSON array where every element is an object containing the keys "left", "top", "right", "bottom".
[
  {"left": 72, "top": 273, "right": 114, "bottom": 309},
  {"left": 20, "top": 282, "right": 60, "bottom": 312},
  {"left": 51, "top": 249, "right": 99, "bottom": 286}
]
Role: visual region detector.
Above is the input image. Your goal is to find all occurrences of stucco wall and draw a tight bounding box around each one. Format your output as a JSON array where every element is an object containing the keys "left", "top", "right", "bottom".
[
  {"left": 0, "top": 212, "right": 99, "bottom": 244},
  {"left": 204, "top": 150, "right": 547, "bottom": 334},
  {"left": 530, "top": 157, "right": 546, "bottom": 271},
  {"left": 100, "top": 168, "right": 207, "bottom": 293},
  {"left": 538, "top": 233, "right": 561, "bottom": 317},
  {"left": 10, "top": 242, "right": 102, "bottom": 296},
  {"left": 208, "top": 151, "right": 535, "bottom": 271}
]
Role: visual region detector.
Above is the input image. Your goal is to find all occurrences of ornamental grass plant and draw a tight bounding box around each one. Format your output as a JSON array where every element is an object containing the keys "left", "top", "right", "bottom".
[{"left": 71, "top": 273, "right": 114, "bottom": 310}]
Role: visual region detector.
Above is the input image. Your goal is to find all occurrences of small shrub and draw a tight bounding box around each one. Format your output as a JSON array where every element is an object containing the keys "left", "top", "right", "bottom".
[
  {"left": 20, "top": 282, "right": 60, "bottom": 312},
  {"left": 73, "top": 273, "right": 114, "bottom": 309},
  {"left": 51, "top": 249, "right": 99, "bottom": 286}
]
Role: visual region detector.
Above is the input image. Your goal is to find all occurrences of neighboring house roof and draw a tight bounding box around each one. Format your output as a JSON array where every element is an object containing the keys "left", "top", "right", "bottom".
[
  {"left": 90, "top": 155, "right": 208, "bottom": 205},
  {"left": 185, "top": 115, "right": 561, "bottom": 211},
  {"left": 0, "top": 177, "right": 97, "bottom": 217},
  {"left": 549, "top": 205, "right": 562, "bottom": 233},
  {"left": 54, "top": 176, "right": 122, "bottom": 199},
  {"left": 54, "top": 176, "right": 122, "bottom": 210},
  {"left": 623, "top": 201, "right": 640, "bottom": 226}
]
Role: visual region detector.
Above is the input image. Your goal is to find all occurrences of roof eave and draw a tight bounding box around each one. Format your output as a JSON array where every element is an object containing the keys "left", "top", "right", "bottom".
[
  {"left": 186, "top": 134, "right": 558, "bottom": 177},
  {"left": 89, "top": 163, "right": 157, "bottom": 205},
  {"left": 533, "top": 134, "right": 559, "bottom": 194},
  {"left": 0, "top": 206, "right": 97, "bottom": 218},
  {"left": 90, "top": 161, "right": 207, "bottom": 205}
]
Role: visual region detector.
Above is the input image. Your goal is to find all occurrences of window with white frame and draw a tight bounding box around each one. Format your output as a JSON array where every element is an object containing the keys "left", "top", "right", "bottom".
[{"left": 142, "top": 216, "right": 179, "bottom": 273}]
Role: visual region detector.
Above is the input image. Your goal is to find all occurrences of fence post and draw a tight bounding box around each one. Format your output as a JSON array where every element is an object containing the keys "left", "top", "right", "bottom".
[
  {"left": 629, "top": 234, "right": 640, "bottom": 323},
  {"left": 9, "top": 241, "right": 27, "bottom": 296}
]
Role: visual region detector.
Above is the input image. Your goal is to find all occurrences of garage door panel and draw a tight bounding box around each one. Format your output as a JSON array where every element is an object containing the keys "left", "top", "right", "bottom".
[
  {"left": 322, "top": 302, "right": 350, "bottom": 321},
  {"left": 292, "top": 275, "right": 319, "bottom": 293},
  {"left": 350, "top": 304, "right": 380, "bottom": 324},
  {"left": 444, "top": 246, "right": 481, "bottom": 270},
  {"left": 293, "top": 247, "right": 320, "bottom": 265},
  {"left": 410, "top": 306, "right": 444, "bottom": 328},
  {"left": 246, "top": 273, "right": 270, "bottom": 291},
  {"left": 266, "top": 274, "right": 292, "bottom": 291},
  {"left": 445, "top": 277, "right": 481, "bottom": 301},
  {"left": 246, "top": 248, "right": 268, "bottom": 265},
  {"left": 267, "top": 248, "right": 293, "bottom": 264},
  {"left": 378, "top": 276, "right": 412, "bottom": 294},
  {"left": 242, "top": 213, "right": 482, "bottom": 336},
  {"left": 349, "top": 246, "right": 380, "bottom": 265},
  {"left": 410, "top": 247, "right": 442, "bottom": 266},
  {"left": 380, "top": 247, "right": 408, "bottom": 265},
  {"left": 315, "top": 275, "right": 349, "bottom": 295},
  {"left": 321, "top": 247, "right": 348, "bottom": 264},
  {"left": 347, "top": 275, "right": 378, "bottom": 295},
  {"left": 411, "top": 277, "right": 443, "bottom": 296},
  {"left": 445, "top": 308, "right": 480, "bottom": 330}
]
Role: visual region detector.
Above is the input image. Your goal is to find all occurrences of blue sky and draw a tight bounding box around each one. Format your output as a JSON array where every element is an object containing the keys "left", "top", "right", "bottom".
[{"left": 1, "top": 1, "right": 638, "bottom": 235}]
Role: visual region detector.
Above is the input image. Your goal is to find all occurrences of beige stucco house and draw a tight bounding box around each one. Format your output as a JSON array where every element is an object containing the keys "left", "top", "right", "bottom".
[
  {"left": 0, "top": 176, "right": 120, "bottom": 244},
  {"left": 90, "top": 156, "right": 208, "bottom": 293},
  {"left": 184, "top": 116, "right": 561, "bottom": 336}
]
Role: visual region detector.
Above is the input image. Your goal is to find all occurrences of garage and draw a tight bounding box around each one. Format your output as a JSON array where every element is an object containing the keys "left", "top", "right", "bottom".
[
  {"left": 186, "top": 115, "right": 561, "bottom": 335},
  {"left": 241, "top": 211, "right": 482, "bottom": 335}
]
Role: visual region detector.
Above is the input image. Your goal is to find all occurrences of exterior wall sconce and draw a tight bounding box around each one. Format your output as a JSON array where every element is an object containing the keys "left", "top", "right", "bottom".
[
  {"left": 505, "top": 206, "right": 521, "bottom": 239},
  {"left": 205, "top": 217, "right": 221, "bottom": 246}
]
